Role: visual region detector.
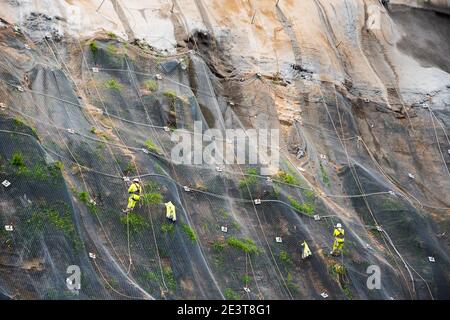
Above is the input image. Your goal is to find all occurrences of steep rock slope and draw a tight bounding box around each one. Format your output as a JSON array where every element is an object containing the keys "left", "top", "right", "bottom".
[{"left": 0, "top": 0, "right": 449, "bottom": 299}]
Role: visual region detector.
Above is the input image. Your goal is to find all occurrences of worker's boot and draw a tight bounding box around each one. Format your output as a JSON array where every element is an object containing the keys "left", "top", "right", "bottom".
[
  {"left": 330, "top": 250, "right": 339, "bottom": 256},
  {"left": 332, "top": 250, "right": 341, "bottom": 257}
]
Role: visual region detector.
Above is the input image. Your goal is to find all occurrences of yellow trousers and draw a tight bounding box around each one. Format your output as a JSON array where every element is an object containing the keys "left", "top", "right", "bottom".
[
  {"left": 333, "top": 238, "right": 344, "bottom": 252},
  {"left": 127, "top": 194, "right": 140, "bottom": 210}
]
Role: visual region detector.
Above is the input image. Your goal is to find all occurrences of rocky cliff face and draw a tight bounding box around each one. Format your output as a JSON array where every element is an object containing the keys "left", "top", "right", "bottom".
[{"left": 0, "top": 0, "right": 448, "bottom": 300}]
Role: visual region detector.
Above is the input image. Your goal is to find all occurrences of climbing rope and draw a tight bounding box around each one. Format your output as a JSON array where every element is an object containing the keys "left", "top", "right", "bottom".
[{"left": 36, "top": 24, "right": 138, "bottom": 278}]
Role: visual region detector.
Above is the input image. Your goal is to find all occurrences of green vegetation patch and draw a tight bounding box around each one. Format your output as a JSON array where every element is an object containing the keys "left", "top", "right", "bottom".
[
  {"left": 145, "top": 271, "right": 159, "bottom": 283},
  {"left": 286, "top": 273, "right": 299, "bottom": 293},
  {"left": 231, "top": 221, "right": 241, "bottom": 231},
  {"left": 142, "top": 193, "right": 163, "bottom": 205},
  {"left": 53, "top": 161, "right": 64, "bottom": 171},
  {"left": 10, "top": 152, "right": 64, "bottom": 182},
  {"left": 181, "top": 223, "right": 197, "bottom": 241},
  {"left": 226, "top": 237, "right": 259, "bottom": 255},
  {"left": 144, "top": 80, "right": 158, "bottom": 92},
  {"left": 304, "top": 190, "right": 315, "bottom": 201},
  {"left": 120, "top": 212, "right": 148, "bottom": 233},
  {"left": 106, "top": 44, "right": 118, "bottom": 55},
  {"left": 27, "top": 204, "right": 81, "bottom": 249},
  {"left": 381, "top": 198, "right": 405, "bottom": 212},
  {"left": 76, "top": 190, "right": 89, "bottom": 203},
  {"left": 123, "top": 161, "right": 135, "bottom": 175},
  {"left": 288, "top": 196, "right": 314, "bottom": 216},
  {"left": 163, "top": 90, "right": 178, "bottom": 100},
  {"left": 89, "top": 41, "right": 98, "bottom": 56},
  {"left": 161, "top": 222, "right": 174, "bottom": 233},
  {"left": 342, "top": 285, "right": 353, "bottom": 300},
  {"left": 105, "top": 79, "right": 122, "bottom": 91},
  {"left": 13, "top": 117, "right": 26, "bottom": 127},
  {"left": 163, "top": 266, "right": 177, "bottom": 291},
  {"left": 278, "top": 170, "right": 299, "bottom": 185},
  {"left": 145, "top": 265, "right": 177, "bottom": 292},
  {"left": 320, "top": 162, "right": 330, "bottom": 186},
  {"left": 242, "top": 275, "right": 251, "bottom": 286},
  {"left": 238, "top": 168, "right": 258, "bottom": 189},
  {"left": 224, "top": 288, "right": 241, "bottom": 300},
  {"left": 73, "top": 189, "right": 98, "bottom": 215},
  {"left": 11, "top": 152, "right": 25, "bottom": 168},
  {"left": 144, "top": 139, "right": 161, "bottom": 153},
  {"left": 144, "top": 180, "right": 161, "bottom": 192},
  {"left": 279, "top": 250, "right": 291, "bottom": 264},
  {"left": 12, "top": 117, "right": 38, "bottom": 138},
  {"left": 212, "top": 240, "right": 226, "bottom": 253},
  {"left": 330, "top": 263, "right": 346, "bottom": 276}
]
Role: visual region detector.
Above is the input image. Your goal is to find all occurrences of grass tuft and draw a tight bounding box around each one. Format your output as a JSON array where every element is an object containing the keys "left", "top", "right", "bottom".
[
  {"left": 53, "top": 161, "right": 64, "bottom": 171},
  {"left": 144, "top": 181, "right": 160, "bottom": 192},
  {"left": 105, "top": 79, "right": 122, "bottom": 91},
  {"left": 73, "top": 189, "right": 98, "bottom": 215},
  {"left": 11, "top": 152, "right": 25, "bottom": 168},
  {"left": 212, "top": 240, "right": 226, "bottom": 252},
  {"left": 288, "top": 196, "right": 314, "bottom": 216},
  {"left": 279, "top": 250, "right": 291, "bottom": 264},
  {"left": 161, "top": 222, "right": 174, "bottom": 233},
  {"left": 141, "top": 193, "right": 163, "bottom": 205},
  {"left": 163, "top": 266, "right": 177, "bottom": 291},
  {"left": 181, "top": 223, "right": 197, "bottom": 241},
  {"left": 144, "top": 80, "right": 158, "bottom": 92},
  {"left": 163, "top": 90, "right": 178, "bottom": 100},
  {"left": 144, "top": 139, "right": 161, "bottom": 153},
  {"left": 120, "top": 212, "right": 148, "bottom": 233},
  {"left": 242, "top": 275, "right": 251, "bottom": 286},
  {"left": 106, "top": 44, "right": 118, "bottom": 55},
  {"left": 89, "top": 41, "right": 98, "bottom": 56},
  {"left": 224, "top": 288, "right": 241, "bottom": 300},
  {"left": 278, "top": 170, "right": 298, "bottom": 185},
  {"left": 226, "top": 237, "right": 259, "bottom": 254},
  {"left": 238, "top": 168, "right": 258, "bottom": 189},
  {"left": 320, "top": 162, "right": 330, "bottom": 186},
  {"left": 107, "top": 32, "right": 117, "bottom": 39},
  {"left": 27, "top": 204, "right": 81, "bottom": 249}
]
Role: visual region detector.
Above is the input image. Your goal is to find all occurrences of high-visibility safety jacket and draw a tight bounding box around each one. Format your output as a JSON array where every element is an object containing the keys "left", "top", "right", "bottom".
[
  {"left": 128, "top": 182, "right": 142, "bottom": 196},
  {"left": 333, "top": 227, "right": 345, "bottom": 242},
  {"left": 165, "top": 201, "right": 176, "bottom": 221},
  {"left": 301, "top": 240, "right": 312, "bottom": 259}
]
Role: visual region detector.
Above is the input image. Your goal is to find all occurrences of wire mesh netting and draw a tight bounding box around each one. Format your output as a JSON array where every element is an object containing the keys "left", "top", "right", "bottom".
[{"left": 0, "top": 28, "right": 449, "bottom": 300}]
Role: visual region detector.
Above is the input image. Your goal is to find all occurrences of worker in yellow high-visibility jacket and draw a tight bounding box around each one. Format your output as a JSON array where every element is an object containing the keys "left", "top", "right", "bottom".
[
  {"left": 301, "top": 240, "right": 312, "bottom": 259},
  {"left": 331, "top": 223, "right": 345, "bottom": 256},
  {"left": 165, "top": 201, "right": 176, "bottom": 222},
  {"left": 123, "top": 178, "right": 142, "bottom": 214}
]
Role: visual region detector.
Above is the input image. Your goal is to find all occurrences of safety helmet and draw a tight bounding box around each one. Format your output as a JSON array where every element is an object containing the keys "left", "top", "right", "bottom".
[
  {"left": 132, "top": 178, "right": 140, "bottom": 183},
  {"left": 336, "top": 223, "right": 342, "bottom": 228}
]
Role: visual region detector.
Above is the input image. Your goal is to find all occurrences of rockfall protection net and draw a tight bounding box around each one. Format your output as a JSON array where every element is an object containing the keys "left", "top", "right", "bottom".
[{"left": 0, "top": 29, "right": 449, "bottom": 300}]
